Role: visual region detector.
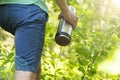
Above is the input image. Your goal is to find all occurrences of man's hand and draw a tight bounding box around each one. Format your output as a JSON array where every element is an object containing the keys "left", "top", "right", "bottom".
[
  {"left": 56, "top": 0, "right": 78, "bottom": 29},
  {"left": 58, "top": 9, "right": 78, "bottom": 29}
]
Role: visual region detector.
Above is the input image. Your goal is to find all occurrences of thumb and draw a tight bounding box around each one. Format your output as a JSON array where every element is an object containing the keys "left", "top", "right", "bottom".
[{"left": 58, "top": 13, "right": 63, "bottom": 19}]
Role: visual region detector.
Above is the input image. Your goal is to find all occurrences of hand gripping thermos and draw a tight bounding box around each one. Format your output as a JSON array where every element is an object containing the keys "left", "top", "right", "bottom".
[{"left": 55, "top": 6, "right": 76, "bottom": 46}]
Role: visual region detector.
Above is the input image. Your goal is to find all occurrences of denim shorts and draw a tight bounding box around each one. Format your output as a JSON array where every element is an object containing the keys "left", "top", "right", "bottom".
[{"left": 0, "top": 4, "right": 48, "bottom": 72}]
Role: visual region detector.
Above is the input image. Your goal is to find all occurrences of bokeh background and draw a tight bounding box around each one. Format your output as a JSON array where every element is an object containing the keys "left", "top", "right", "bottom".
[{"left": 0, "top": 0, "right": 120, "bottom": 80}]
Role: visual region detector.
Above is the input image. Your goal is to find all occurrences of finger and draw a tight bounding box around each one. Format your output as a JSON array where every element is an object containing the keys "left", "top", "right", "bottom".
[
  {"left": 72, "top": 19, "right": 78, "bottom": 29},
  {"left": 58, "top": 13, "right": 62, "bottom": 19},
  {"left": 71, "top": 22, "right": 76, "bottom": 29}
]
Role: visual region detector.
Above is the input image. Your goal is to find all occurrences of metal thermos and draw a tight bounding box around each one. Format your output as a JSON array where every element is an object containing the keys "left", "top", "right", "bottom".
[{"left": 55, "top": 6, "right": 76, "bottom": 46}]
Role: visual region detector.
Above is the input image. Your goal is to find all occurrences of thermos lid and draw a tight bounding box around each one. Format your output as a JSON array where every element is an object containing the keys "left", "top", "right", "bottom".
[{"left": 55, "top": 32, "right": 71, "bottom": 46}]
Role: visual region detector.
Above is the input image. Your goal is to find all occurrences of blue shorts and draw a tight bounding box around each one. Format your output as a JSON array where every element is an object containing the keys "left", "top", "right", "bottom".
[{"left": 0, "top": 4, "right": 48, "bottom": 72}]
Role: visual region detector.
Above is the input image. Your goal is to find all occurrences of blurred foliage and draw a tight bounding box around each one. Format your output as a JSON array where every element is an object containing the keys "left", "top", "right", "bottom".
[{"left": 0, "top": 0, "right": 120, "bottom": 80}]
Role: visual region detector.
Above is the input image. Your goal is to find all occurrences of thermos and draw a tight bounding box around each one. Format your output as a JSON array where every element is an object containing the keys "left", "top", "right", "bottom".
[{"left": 55, "top": 6, "right": 76, "bottom": 46}]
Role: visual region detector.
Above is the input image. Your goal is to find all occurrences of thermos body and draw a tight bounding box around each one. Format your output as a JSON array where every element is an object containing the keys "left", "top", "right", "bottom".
[{"left": 55, "top": 6, "right": 76, "bottom": 46}]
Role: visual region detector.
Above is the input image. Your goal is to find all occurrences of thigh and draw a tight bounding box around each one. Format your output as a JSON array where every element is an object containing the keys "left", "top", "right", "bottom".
[
  {"left": 15, "top": 22, "right": 46, "bottom": 72},
  {"left": 0, "top": 4, "right": 31, "bottom": 35},
  {"left": 14, "top": 4, "right": 48, "bottom": 72}
]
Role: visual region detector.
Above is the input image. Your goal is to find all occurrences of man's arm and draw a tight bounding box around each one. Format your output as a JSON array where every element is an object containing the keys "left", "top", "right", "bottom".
[
  {"left": 56, "top": 0, "right": 69, "bottom": 12},
  {"left": 56, "top": 0, "right": 78, "bottom": 29}
]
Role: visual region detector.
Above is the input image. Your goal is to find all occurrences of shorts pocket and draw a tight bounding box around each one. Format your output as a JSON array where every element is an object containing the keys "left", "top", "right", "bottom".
[{"left": 27, "top": 4, "right": 48, "bottom": 23}]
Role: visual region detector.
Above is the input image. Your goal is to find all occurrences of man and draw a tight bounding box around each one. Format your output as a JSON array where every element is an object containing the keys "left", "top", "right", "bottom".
[{"left": 0, "top": 0, "right": 78, "bottom": 80}]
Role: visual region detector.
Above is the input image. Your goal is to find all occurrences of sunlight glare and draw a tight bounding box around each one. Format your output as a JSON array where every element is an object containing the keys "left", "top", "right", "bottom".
[
  {"left": 98, "top": 47, "right": 120, "bottom": 75},
  {"left": 111, "top": 0, "right": 120, "bottom": 8}
]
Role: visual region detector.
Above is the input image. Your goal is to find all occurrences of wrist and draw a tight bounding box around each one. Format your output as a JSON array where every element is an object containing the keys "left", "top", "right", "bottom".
[
  {"left": 61, "top": 6, "right": 69, "bottom": 12},
  {"left": 61, "top": 8, "right": 69, "bottom": 16}
]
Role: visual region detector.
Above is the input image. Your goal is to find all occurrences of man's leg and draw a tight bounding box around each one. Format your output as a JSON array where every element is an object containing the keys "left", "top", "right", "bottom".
[
  {"left": 14, "top": 19, "right": 46, "bottom": 79},
  {"left": 15, "top": 71, "right": 36, "bottom": 80},
  {"left": 3, "top": 4, "right": 48, "bottom": 80},
  {"left": 15, "top": 65, "right": 41, "bottom": 80}
]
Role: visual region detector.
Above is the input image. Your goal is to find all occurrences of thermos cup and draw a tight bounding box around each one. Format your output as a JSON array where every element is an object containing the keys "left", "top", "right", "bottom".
[{"left": 55, "top": 6, "right": 76, "bottom": 46}]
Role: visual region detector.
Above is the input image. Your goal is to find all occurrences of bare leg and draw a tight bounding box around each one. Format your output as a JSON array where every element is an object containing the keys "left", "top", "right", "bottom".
[
  {"left": 15, "top": 65, "right": 41, "bottom": 80},
  {"left": 15, "top": 70, "right": 37, "bottom": 80}
]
